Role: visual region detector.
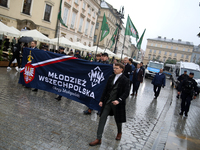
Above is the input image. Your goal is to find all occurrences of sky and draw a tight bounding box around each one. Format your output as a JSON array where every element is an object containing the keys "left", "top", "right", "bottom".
[{"left": 105, "top": 0, "right": 200, "bottom": 51}]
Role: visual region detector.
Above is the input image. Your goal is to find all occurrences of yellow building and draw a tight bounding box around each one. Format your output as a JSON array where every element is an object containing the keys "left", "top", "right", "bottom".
[
  {"left": 0, "top": 0, "right": 60, "bottom": 38},
  {"left": 59, "top": 0, "right": 101, "bottom": 47},
  {"left": 143, "top": 36, "right": 194, "bottom": 65}
]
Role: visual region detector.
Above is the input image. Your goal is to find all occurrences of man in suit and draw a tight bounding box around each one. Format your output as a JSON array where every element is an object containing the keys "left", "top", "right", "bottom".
[
  {"left": 30, "top": 41, "right": 38, "bottom": 49},
  {"left": 89, "top": 63, "right": 130, "bottom": 146},
  {"left": 131, "top": 63, "right": 143, "bottom": 97},
  {"left": 123, "top": 57, "right": 132, "bottom": 79}
]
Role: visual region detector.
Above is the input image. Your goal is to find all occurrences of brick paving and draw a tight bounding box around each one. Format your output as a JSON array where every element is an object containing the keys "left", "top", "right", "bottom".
[{"left": 1, "top": 67, "right": 197, "bottom": 150}]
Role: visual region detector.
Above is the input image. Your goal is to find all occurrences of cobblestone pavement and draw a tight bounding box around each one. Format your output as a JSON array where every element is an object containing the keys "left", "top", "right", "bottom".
[{"left": 1, "top": 67, "right": 198, "bottom": 150}]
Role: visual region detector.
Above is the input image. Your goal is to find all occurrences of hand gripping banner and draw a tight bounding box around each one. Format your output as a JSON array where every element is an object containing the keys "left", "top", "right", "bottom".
[{"left": 19, "top": 48, "right": 113, "bottom": 111}]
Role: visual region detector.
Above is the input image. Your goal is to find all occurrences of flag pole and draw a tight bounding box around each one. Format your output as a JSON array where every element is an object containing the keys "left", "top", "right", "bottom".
[
  {"left": 95, "top": 30, "right": 102, "bottom": 55},
  {"left": 121, "top": 35, "right": 126, "bottom": 60},
  {"left": 104, "top": 39, "right": 112, "bottom": 52}
]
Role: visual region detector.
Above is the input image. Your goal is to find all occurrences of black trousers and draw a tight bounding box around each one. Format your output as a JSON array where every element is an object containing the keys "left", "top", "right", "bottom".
[
  {"left": 153, "top": 85, "right": 161, "bottom": 98},
  {"left": 181, "top": 92, "right": 192, "bottom": 113},
  {"left": 8, "top": 53, "right": 20, "bottom": 68},
  {"left": 132, "top": 81, "right": 140, "bottom": 94}
]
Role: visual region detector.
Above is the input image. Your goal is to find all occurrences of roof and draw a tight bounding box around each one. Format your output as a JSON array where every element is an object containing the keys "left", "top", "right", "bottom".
[
  {"left": 148, "top": 37, "right": 194, "bottom": 46},
  {"left": 180, "top": 62, "right": 200, "bottom": 70}
]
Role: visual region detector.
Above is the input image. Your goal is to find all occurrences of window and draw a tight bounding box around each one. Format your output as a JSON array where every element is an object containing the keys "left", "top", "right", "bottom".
[
  {"left": 22, "top": 0, "right": 32, "bottom": 15},
  {"left": 94, "top": 35, "right": 97, "bottom": 43},
  {"left": 186, "top": 55, "right": 189, "bottom": 59},
  {"left": 79, "top": 17, "right": 84, "bottom": 32},
  {"left": 151, "top": 43, "right": 153, "bottom": 46},
  {"left": 154, "top": 50, "right": 156, "bottom": 54},
  {"left": 63, "top": 7, "right": 69, "bottom": 24},
  {"left": 163, "top": 57, "right": 166, "bottom": 62},
  {"left": 75, "top": 0, "right": 78, "bottom": 4},
  {"left": 88, "top": 7, "right": 91, "bottom": 14},
  {"left": 149, "top": 49, "right": 152, "bottom": 53},
  {"left": 188, "top": 49, "right": 190, "bottom": 52},
  {"left": 164, "top": 52, "right": 167, "bottom": 55},
  {"left": 82, "top": 2, "right": 85, "bottom": 9},
  {"left": 85, "top": 21, "right": 89, "bottom": 35},
  {"left": 176, "top": 47, "right": 178, "bottom": 50},
  {"left": 181, "top": 54, "right": 184, "bottom": 58},
  {"left": 0, "top": 0, "right": 8, "bottom": 7},
  {"left": 160, "top": 45, "right": 162, "bottom": 47},
  {"left": 183, "top": 48, "right": 185, "bottom": 51},
  {"left": 71, "top": 12, "right": 76, "bottom": 29},
  {"left": 148, "top": 55, "right": 151, "bottom": 60},
  {"left": 159, "top": 51, "right": 161, "bottom": 54},
  {"left": 169, "top": 53, "right": 172, "bottom": 56},
  {"left": 90, "top": 24, "right": 94, "bottom": 37},
  {"left": 155, "top": 44, "right": 157, "bottom": 47},
  {"left": 44, "top": 4, "right": 52, "bottom": 22},
  {"left": 171, "top": 46, "right": 173, "bottom": 49},
  {"left": 166, "top": 45, "right": 168, "bottom": 48},
  {"left": 95, "top": 22, "right": 99, "bottom": 29},
  {"left": 93, "top": 11, "right": 95, "bottom": 18},
  {"left": 174, "top": 53, "right": 177, "bottom": 57}
]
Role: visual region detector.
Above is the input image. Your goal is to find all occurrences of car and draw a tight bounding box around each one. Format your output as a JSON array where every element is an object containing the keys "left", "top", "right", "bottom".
[{"left": 145, "top": 61, "right": 164, "bottom": 78}]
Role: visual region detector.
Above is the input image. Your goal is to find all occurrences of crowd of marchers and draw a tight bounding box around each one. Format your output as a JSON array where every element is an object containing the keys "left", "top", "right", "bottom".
[{"left": 4, "top": 40, "right": 199, "bottom": 147}]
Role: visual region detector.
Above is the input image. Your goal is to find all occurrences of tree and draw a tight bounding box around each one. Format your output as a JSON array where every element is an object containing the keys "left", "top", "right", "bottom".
[{"left": 165, "top": 59, "right": 176, "bottom": 65}]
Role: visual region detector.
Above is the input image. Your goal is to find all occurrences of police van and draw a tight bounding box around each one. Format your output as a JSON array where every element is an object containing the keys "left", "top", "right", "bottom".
[
  {"left": 172, "top": 62, "right": 200, "bottom": 90},
  {"left": 145, "top": 61, "right": 164, "bottom": 78}
]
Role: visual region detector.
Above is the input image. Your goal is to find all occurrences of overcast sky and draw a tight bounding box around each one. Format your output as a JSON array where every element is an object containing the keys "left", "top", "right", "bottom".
[{"left": 105, "top": 0, "right": 200, "bottom": 51}]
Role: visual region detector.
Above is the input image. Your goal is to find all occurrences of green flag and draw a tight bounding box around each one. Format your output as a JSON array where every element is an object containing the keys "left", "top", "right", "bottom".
[
  {"left": 110, "top": 27, "right": 118, "bottom": 48},
  {"left": 100, "top": 13, "right": 110, "bottom": 41},
  {"left": 137, "top": 29, "right": 146, "bottom": 51},
  {"left": 58, "top": 0, "right": 68, "bottom": 28},
  {"left": 125, "top": 15, "right": 139, "bottom": 41}
]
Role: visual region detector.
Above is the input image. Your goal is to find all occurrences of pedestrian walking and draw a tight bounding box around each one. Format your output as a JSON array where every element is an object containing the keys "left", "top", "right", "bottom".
[
  {"left": 7, "top": 42, "right": 22, "bottom": 71},
  {"left": 140, "top": 62, "right": 145, "bottom": 76},
  {"left": 178, "top": 72, "right": 198, "bottom": 117},
  {"left": 89, "top": 63, "right": 130, "bottom": 146},
  {"left": 123, "top": 57, "right": 132, "bottom": 79},
  {"left": 131, "top": 63, "right": 143, "bottom": 97},
  {"left": 176, "top": 70, "right": 189, "bottom": 99},
  {"left": 128, "top": 58, "right": 135, "bottom": 88},
  {"left": 151, "top": 69, "right": 166, "bottom": 99}
]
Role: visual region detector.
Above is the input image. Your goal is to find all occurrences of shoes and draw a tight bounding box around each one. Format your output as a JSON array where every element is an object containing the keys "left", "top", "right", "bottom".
[
  {"left": 55, "top": 97, "right": 61, "bottom": 101},
  {"left": 179, "top": 111, "right": 183, "bottom": 116},
  {"left": 135, "top": 93, "right": 137, "bottom": 97},
  {"left": 154, "top": 97, "right": 157, "bottom": 100},
  {"left": 89, "top": 139, "right": 101, "bottom": 146},
  {"left": 32, "top": 88, "right": 38, "bottom": 92},
  {"left": 115, "top": 133, "right": 122, "bottom": 140},
  {"left": 185, "top": 112, "right": 188, "bottom": 117},
  {"left": 83, "top": 109, "right": 92, "bottom": 115},
  {"left": 131, "top": 93, "right": 134, "bottom": 96},
  {"left": 7, "top": 67, "right": 12, "bottom": 70}
]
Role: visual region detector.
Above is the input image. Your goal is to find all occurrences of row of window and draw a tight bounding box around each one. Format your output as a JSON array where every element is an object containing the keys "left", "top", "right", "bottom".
[
  {"left": 148, "top": 54, "right": 189, "bottom": 59},
  {"left": 149, "top": 49, "right": 191, "bottom": 56},
  {"left": 0, "top": 0, "right": 52, "bottom": 22},
  {"left": 150, "top": 43, "right": 191, "bottom": 52},
  {"left": 148, "top": 56, "right": 189, "bottom": 62}
]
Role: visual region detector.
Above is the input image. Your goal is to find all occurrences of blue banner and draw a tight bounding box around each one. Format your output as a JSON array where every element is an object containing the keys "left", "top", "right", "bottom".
[{"left": 19, "top": 48, "right": 113, "bottom": 111}]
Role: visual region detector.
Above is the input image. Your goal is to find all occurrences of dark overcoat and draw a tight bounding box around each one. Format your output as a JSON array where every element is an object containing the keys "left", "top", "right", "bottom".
[
  {"left": 100, "top": 74, "right": 130, "bottom": 123},
  {"left": 132, "top": 69, "right": 143, "bottom": 82}
]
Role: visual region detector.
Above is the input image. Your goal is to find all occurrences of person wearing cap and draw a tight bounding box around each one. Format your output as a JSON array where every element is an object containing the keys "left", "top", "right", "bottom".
[
  {"left": 178, "top": 72, "right": 198, "bottom": 117},
  {"left": 151, "top": 69, "right": 166, "bottom": 99},
  {"left": 176, "top": 70, "right": 189, "bottom": 99},
  {"left": 74, "top": 50, "right": 81, "bottom": 58}
]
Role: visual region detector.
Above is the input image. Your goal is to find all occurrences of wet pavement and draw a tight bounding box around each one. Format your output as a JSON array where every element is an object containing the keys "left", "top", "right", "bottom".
[{"left": 0, "top": 67, "right": 200, "bottom": 150}]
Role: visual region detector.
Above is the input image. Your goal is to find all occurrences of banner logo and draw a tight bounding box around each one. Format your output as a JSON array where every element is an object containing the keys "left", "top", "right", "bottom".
[
  {"left": 24, "top": 63, "right": 35, "bottom": 84},
  {"left": 88, "top": 66, "right": 105, "bottom": 87}
]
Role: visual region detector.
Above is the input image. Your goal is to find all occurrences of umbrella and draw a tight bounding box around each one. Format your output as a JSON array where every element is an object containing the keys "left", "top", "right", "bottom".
[
  {"left": 51, "top": 37, "right": 79, "bottom": 49},
  {"left": 74, "top": 42, "right": 91, "bottom": 52},
  {"left": 0, "top": 21, "right": 20, "bottom": 37},
  {"left": 18, "top": 36, "right": 33, "bottom": 43}
]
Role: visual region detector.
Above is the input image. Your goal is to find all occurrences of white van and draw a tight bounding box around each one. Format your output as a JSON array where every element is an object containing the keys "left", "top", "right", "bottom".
[{"left": 172, "top": 62, "right": 200, "bottom": 90}]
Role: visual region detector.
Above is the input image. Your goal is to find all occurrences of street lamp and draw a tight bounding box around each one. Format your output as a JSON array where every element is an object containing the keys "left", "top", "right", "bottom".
[{"left": 113, "top": 6, "right": 124, "bottom": 54}]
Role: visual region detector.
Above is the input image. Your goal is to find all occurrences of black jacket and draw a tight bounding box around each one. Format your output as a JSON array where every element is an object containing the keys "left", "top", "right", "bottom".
[
  {"left": 178, "top": 74, "right": 188, "bottom": 82},
  {"left": 140, "top": 66, "right": 145, "bottom": 76},
  {"left": 178, "top": 77, "right": 198, "bottom": 96},
  {"left": 100, "top": 74, "right": 130, "bottom": 123},
  {"left": 123, "top": 63, "right": 132, "bottom": 78}
]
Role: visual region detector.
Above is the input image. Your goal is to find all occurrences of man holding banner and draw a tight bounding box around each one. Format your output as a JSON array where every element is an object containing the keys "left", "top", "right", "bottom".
[{"left": 89, "top": 63, "right": 130, "bottom": 146}]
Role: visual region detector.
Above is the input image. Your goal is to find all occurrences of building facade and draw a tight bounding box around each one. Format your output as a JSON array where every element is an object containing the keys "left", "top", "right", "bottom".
[
  {"left": 191, "top": 45, "right": 200, "bottom": 64},
  {"left": 59, "top": 0, "right": 101, "bottom": 47},
  {"left": 143, "top": 36, "right": 194, "bottom": 65},
  {"left": 0, "top": 0, "right": 60, "bottom": 39}
]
